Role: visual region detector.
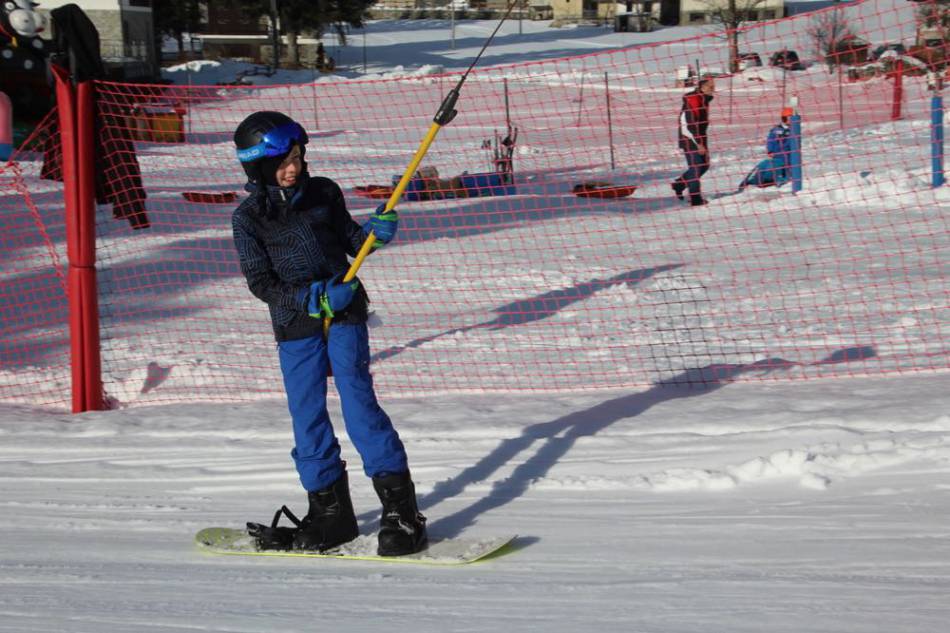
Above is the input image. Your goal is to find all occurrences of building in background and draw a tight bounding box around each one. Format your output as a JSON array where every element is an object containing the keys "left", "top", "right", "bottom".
[
  {"left": 546, "top": 0, "right": 785, "bottom": 25},
  {"left": 197, "top": 0, "right": 791, "bottom": 60},
  {"left": 547, "top": 0, "right": 614, "bottom": 23},
  {"left": 37, "top": 0, "right": 157, "bottom": 79},
  {"left": 200, "top": 2, "right": 269, "bottom": 61},
  {"left": 675, "top": 0, "right": 785, "bottom": 25},
  {"left": 614, "top": 1, "right": 661, "bottom": 31},
  {"left": 199, "top": 1, "right": 332, "bottom": 68}
]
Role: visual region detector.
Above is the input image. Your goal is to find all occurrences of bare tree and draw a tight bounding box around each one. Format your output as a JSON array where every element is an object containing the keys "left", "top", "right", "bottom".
[
  {"left": 807, "top": 6, "right": 857, "bottom": 71},
  {"left": 698, "top": 0, "right": 770, "bottom": 73}
]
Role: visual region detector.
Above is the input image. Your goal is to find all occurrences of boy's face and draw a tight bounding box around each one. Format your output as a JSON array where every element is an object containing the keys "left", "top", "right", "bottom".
[
  {"left": 700, "top": 79, "right": 715, "bottom": 95},
  {"left": 275, "top": 145, "right": 302, "bottom": 187}
]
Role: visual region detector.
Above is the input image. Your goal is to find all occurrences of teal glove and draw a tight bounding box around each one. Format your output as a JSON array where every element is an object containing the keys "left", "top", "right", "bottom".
[
  {"left": 307, "top": 275, "right": 360, "bottom": 319},
  {"left": 306, "top": 280, "right": 326, "bottom": 318},
  {"left": 363, "top": 204, "right": 398, "bottom": 249}
]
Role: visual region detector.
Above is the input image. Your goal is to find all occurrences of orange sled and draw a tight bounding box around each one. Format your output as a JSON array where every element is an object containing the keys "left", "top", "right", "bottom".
[
  {"left": 353, "top": 185, "right": 396, "bottom": 199},
  {"left": 572, "top": 182, "right": 638, "bottom": 199},
  {"left": 181, "top": 191, "right": 238, "bottom": 204}
]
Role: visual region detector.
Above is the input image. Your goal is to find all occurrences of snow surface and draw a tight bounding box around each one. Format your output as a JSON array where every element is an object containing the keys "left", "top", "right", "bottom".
[
  {"left": 2, "top": 375, "right": 948, "bottom": 632},
  {"left": 3, "top": 4, "right": 950, "bottom": 632}
]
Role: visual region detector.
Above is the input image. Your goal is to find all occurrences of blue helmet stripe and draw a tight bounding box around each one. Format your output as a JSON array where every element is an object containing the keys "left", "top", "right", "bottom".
[
  {"left": 235, "top": 122, "right": 307, "bottom": 163},
  {"left": 236, "top": 145, "right": 267, "bottom": 162}
]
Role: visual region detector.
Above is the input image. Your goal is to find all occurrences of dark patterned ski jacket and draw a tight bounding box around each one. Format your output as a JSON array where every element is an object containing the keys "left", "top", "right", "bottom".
[{"left": 231, "top": 175, "right": 370, "bottom": 342}]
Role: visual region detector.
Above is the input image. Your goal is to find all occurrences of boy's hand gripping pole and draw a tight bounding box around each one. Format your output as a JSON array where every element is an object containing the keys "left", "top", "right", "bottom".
[
  {"left": 322, "top": 90, "right": 460, "bottom": 336},
  {"left": 323, "top": 1, "right": 517, "bottom": 336}
]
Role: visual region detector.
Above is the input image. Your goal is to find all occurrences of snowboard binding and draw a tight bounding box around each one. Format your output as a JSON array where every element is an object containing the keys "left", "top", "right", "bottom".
[{"left": 246, "top": 505, "right": 302, "bottom": 551}]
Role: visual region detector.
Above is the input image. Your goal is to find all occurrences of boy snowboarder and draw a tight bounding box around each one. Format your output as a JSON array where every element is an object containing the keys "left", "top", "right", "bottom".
[{"left": 230, "top": 110, "right": 427, "bottom": 556}]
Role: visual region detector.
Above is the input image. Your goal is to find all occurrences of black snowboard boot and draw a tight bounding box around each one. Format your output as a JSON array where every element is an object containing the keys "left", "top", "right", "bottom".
[
  {"left": 292, "top": 470, "right": 359, "bottom": 551},
  {"left": 373, "top": 472, "right": 428, "bottom": 556},
  {"left": 671, "top": 180, "right": 685, "bottom": 200}
]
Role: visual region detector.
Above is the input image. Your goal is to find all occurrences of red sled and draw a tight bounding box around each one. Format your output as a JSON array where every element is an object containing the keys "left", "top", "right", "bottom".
[
  {"left": 572, "top": 182, "right": 638, "bottom": 199},
  {"left": 181, "top": 191, "right": 238, "bottom": 204},
  {"left": 353, "top": 185, "right": 395, "bottom": 199}
]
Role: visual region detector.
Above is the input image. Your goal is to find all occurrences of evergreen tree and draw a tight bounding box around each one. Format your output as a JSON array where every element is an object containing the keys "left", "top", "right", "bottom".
[
  {"left": 234, "top": 0, "right": 374, "bottom": 67},
  {"left": 153, "top": 0, "right": 203, "bottom": 60}
]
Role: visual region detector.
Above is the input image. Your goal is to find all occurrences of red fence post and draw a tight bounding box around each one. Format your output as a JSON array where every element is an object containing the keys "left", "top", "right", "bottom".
[
  {"left": 0, "top": 90, "right": 12, "bottom": 160},
  {"left": 52, "top": 66, "right": 83, "bottom": 412},
  {"left": 52, "top": 66, "right": 102, "bottom": 412},
  {"left": 891, "top": 58, "right": 903, "bottom": 121},
  {"left": 76, "top": 81, "right": 102, "bottom": 411}
]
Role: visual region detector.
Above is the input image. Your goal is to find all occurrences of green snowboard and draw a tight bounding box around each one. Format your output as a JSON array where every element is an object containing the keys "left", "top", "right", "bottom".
[{"left": 195, "top": 527, "right": 516, "bottom": 566}]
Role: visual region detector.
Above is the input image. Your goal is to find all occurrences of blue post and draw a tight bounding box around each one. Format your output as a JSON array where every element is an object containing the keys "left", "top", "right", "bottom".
[
  {"left": 790, "top": 113, "right": 803, "bottom": 193},
  {"left": 932, "top": 94, "right": 945, "bottom": 188}
]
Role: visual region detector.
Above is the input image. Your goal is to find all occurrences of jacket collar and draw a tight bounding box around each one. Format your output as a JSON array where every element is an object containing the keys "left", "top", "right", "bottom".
[
  {"left": 264, "top": 181, "right": 304, "bottom": 206},
  {"left": 245, "top": 174, "right": 309, "bottom": 217}
]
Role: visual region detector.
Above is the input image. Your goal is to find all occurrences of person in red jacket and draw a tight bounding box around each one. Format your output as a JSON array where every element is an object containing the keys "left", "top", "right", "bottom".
[{"left": 671, "top": 77, "right": 715, "bottom": 206}]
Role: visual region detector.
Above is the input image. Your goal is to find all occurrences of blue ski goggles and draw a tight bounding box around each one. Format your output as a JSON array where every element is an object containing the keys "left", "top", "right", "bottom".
[{"left": 236, "top": 122, "right": 308, "bottom": 163}]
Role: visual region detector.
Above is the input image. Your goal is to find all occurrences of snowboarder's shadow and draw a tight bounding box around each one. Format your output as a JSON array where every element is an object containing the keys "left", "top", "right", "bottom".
[
  {"left": 419, "top": 346, "right": 876, "bottom": 539},
  {"left": 370, "top": 264, "right": 683, "bottom": 364}
]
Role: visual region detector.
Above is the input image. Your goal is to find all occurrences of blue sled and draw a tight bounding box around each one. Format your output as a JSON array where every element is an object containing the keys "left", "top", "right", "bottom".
[
  {"left": 396, "top": 170, "right": 516, "bottom": 201},
  {"left": 457, "top": 171, "right": 516, "bottom": 198}
]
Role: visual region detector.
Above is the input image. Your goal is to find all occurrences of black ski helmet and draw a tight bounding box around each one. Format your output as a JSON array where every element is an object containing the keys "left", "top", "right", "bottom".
[{"left": 233, "top": 111, "right": 309, "bottom": 185}]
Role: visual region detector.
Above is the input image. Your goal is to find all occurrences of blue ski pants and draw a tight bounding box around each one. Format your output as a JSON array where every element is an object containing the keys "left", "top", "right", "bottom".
[{"left": 277, "top": 323, "right": 408, "bottom": 492}]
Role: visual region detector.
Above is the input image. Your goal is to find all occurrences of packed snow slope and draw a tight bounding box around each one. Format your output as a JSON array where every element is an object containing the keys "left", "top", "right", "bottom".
[{"left": 0, "top": 374, "right": 948, "bottom": 632}]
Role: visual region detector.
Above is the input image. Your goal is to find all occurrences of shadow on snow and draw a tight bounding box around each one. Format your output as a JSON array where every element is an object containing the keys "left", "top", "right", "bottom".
[{"left": 393, "top": 346, "right": 877, "bottom": 539}]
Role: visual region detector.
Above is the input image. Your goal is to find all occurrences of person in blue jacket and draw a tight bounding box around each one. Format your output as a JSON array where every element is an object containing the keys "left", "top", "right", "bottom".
[
  {"left": 739, "top": 107, "right": 794, "bottom": 190},
  {"left": 230, "top": 111, "right": 427, "bottom": 556}
]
